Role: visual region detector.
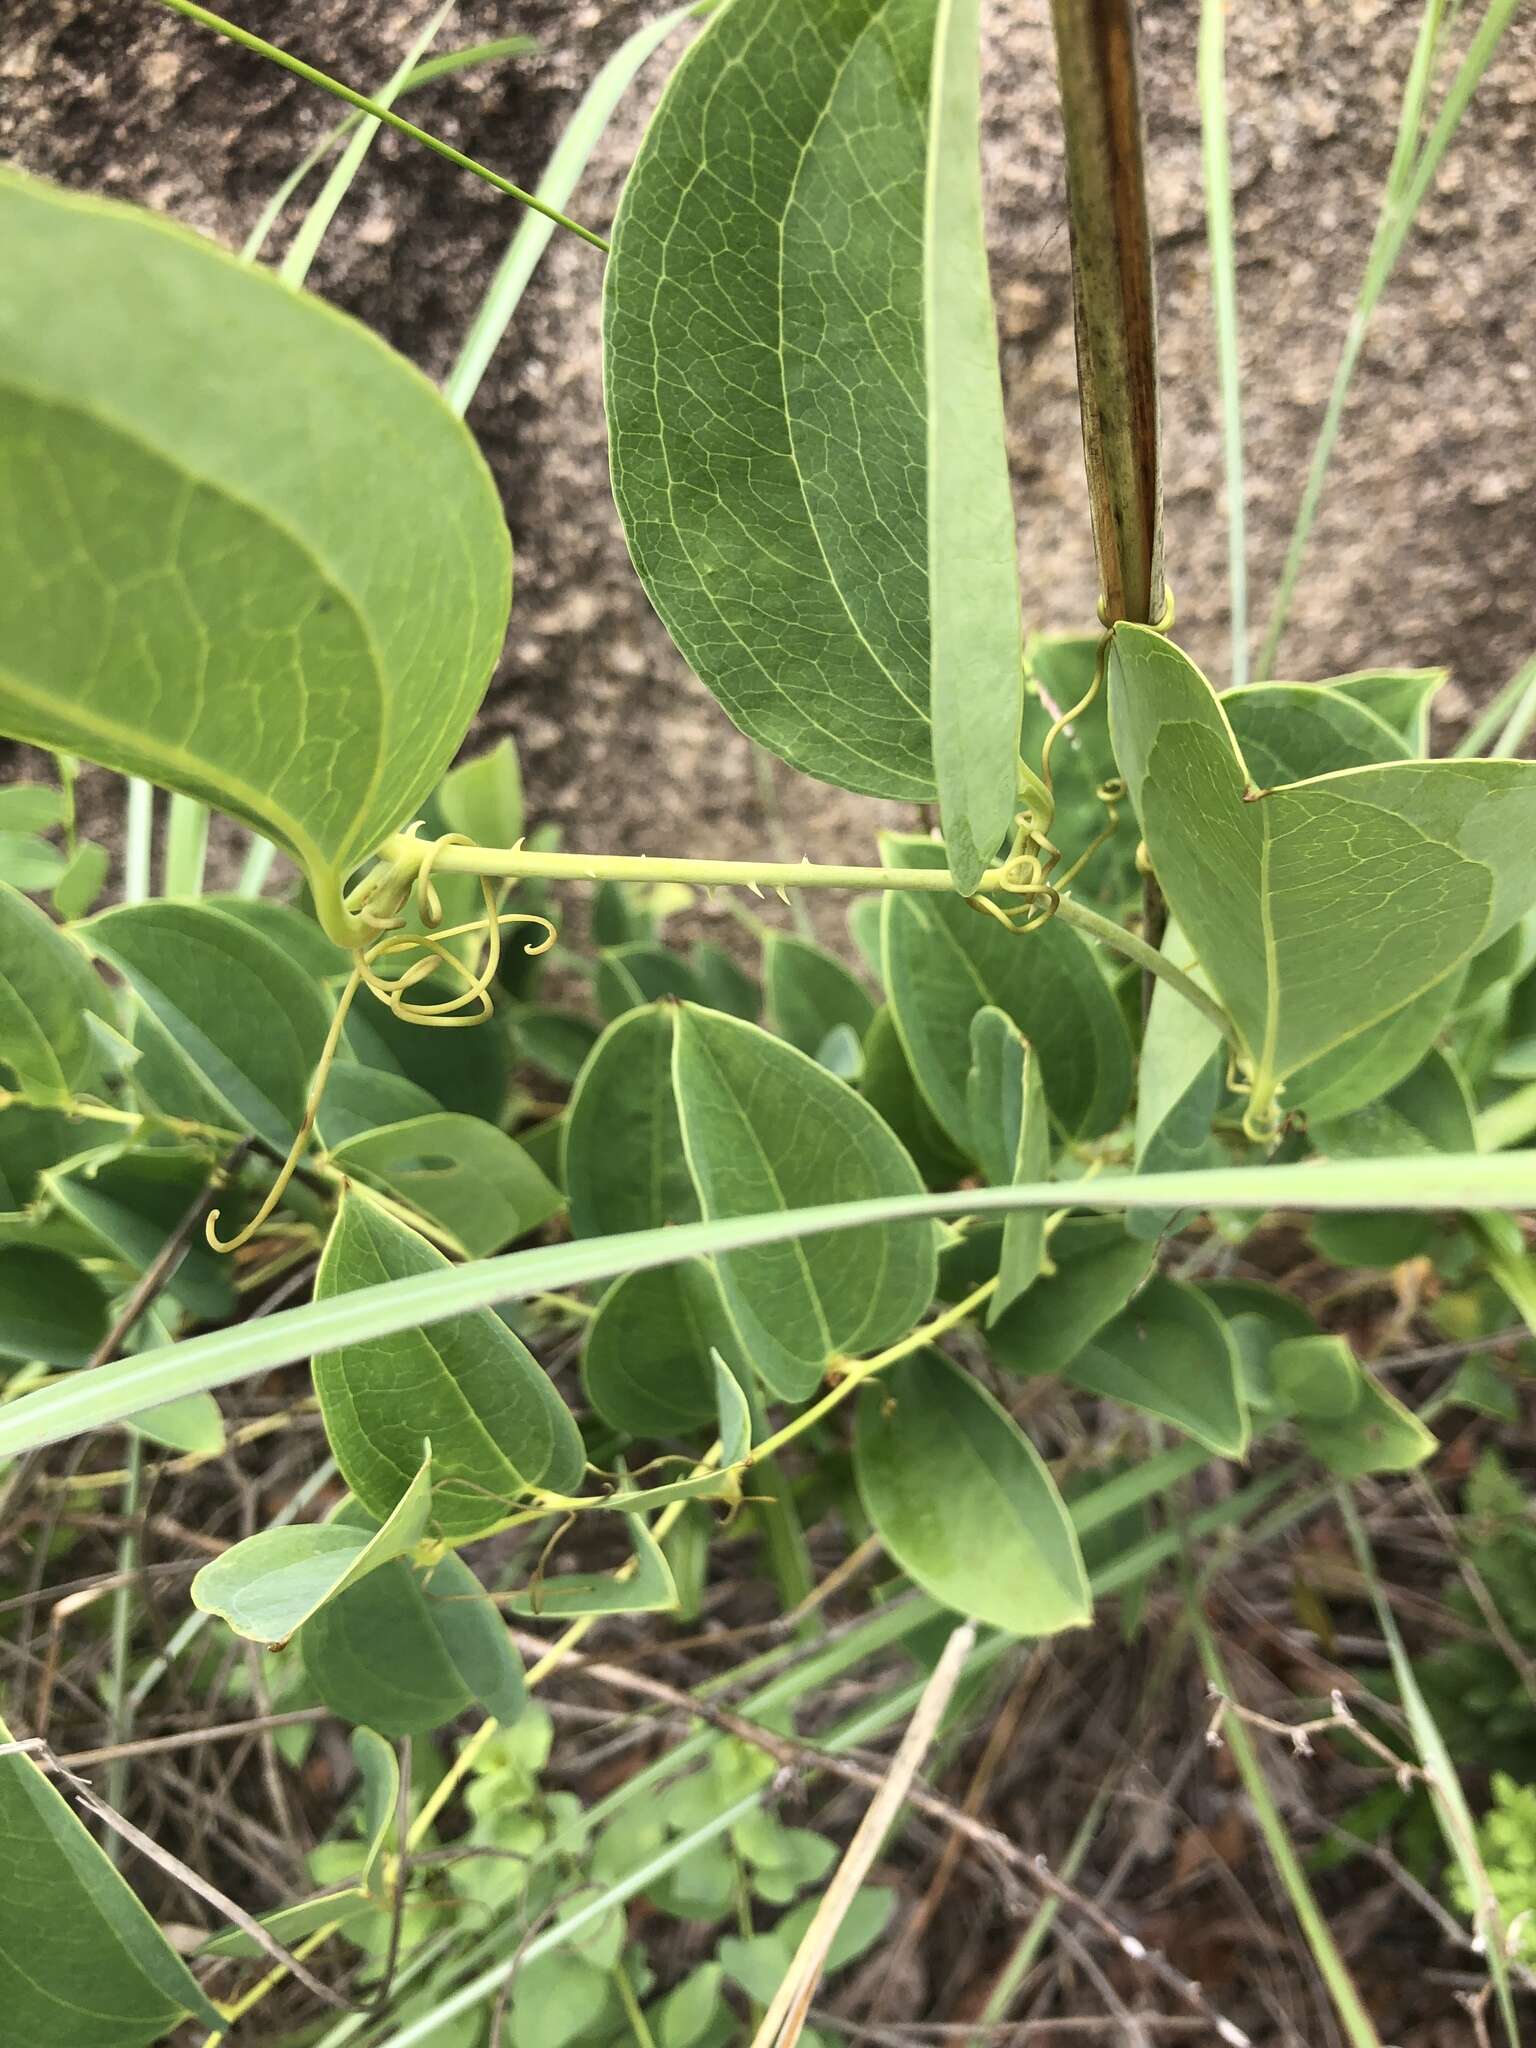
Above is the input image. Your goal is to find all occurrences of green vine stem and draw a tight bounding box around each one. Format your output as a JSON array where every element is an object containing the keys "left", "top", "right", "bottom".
[
  {"left": 371, "top": 831, "right": 1236, "bottom": 1043},
  {"left": 154, "top": 0, "right": 611, "bottom": 252}
]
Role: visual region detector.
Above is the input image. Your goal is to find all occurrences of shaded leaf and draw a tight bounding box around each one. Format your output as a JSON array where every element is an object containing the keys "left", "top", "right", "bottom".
[
  {"left": 192, "top": 1450, "right": 433, "bottom": 1645},
  {"left": 581, "top": 1260, "right": 735, "bottom": 1436},
  {"left": 328, "top": 1112, "right": 561, "bottom": 1257},
  {"left": 882, "top": 835, "right": 1132, "bottom": 1145},
  {"left": 673, "top": 1004, "right": 936, "bottom": 1400},
  {"left": 0, "top": 882, "right": 105, "bottom": 1105},
  {"left": 1310, "top": 1047, "right": 1475, "bottom": 1159},
  {"left": 438, "top": 736, "right": 523, "bottom": 851},
  {"left": 315, "top": 1062, "right": 442, "bottom": 1151},
  {"left": 564, "top": 1005, "right": 698, "bottom": 1238},
  {"left": 0, "top": 1245, "right": 109, "bottom": 1366},
  {"left": 0, "top": 1714, "right": 223, "bottom": 2038},
  {"left": 966, "top": 1008, "right": 1050, "bottom": 1317},
  {"left": 855, "top": 1350, "right": 1089, "bottom": 1633},
  {"left": 313, "top": 1190, "right": 582, "bottom": 1541},
  {"left": 596, "top": 942, "right": 701, "bottom": 1021},
  {"left": 763, "top": 931, "right": 875, "bottom": 1060},
  {"left": 985, "top": 1217, "right": 1154, "bottom": 1377},
  {"left": 1065, "top": 1275, "right": 1247, "bottom": 1457},
  {"left": 83, "top": 902, "right": 330, "bottom": 1150}
]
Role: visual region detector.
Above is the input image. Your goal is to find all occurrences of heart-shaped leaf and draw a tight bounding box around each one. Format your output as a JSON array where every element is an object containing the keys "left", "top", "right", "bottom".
[
  {"left": 0, "top": 1713, "right": 224, "bottom": 2040},
  {"left": 192, "top": 1449, "right": 432, "bottom": 1645},
  {"left": 82, "top": 902, "right": 330, "bottom": 1151},
  {"left": 0, "top": 169, "right": 510, "bottom": 944},
  {"left": 0, "top": 883, "right": 105, "bottom": 1105},
  {"left": 564, "top": 1005, "right": 699, "bottom": 1238},
  {"left": 327, "top": 1112, "right": 561, "bottom": 1258},
  {"left": 313, "top": 1189, "right": 583, "bottom": 1540},
  {"left": 606, "top": 0, "right": 998, "bottom": 807},
  {"left": 672, "top": 1004, "right": 936, "bottom": 1400},
  {"left": 881, "top": 835, "right": 1132, "bottom": 1146},
  {"left": 1110, "top": 626, "right": 1536, "bottom": 1126},
  {"left": 581, "top": 1261, "right": 737, "bottom": 1436},
  {"left": 855, "top": 1349, "right": 1089, "bottom": 1633}
]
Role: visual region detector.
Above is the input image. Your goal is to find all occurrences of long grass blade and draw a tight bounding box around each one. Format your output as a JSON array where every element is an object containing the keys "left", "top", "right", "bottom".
[
  {"left": 154, "top": 0, "right": 609, "bottom": 251},
  {"left": 161, "top": 791, "right": 209, "bottom": 898},
  {"left": 1258, "top": 0, "right": 1519, "bottom": 676},
  {"left": 2, "top": 1151, "right": 1532, "bottom": 1458},
  {"left": 1338, "top": 1490, "right": 1522, "bottom": 2043},
  {"left": 238, "top": 35, "right": 536, "bottom": 264},
  {"left": 1454, "top": 652, "right": 1536, "bottom": 758},
  {"left": 443, "top": 3, "right": 706, "bottom": 416},
  {"left": 278, "top": 2, "right": 455, "bottom": 290}
]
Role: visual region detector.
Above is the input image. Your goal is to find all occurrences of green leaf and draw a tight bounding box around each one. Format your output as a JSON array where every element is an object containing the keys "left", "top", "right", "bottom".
[
  {"left": 855, "top": 1350, "right": 1089, "bottom": 1633},
  {"left": 672, "top": 1004, "right": 936, "bottom": 1400},
  {"left": 966, "top": 1009, "right": 1050, "bottom": 1318},
  {"left": 564, "top": 1006, "right": 699, "bottom": 1238},
  {"left": 1277, "top": 1340, "right": 1435, "bottom": 1477},
  {"left": 301, "top": 1532, "right": 517, "bottom": 1737},
  {"left": 0, "top": 785, "right": 66, "bottom": 833},
  {"left": 328, "top": 1113, "right": 561, "bottom": 1257},
  {"left": 82, "top": 902, "right": 330, "bottom": 1151},
  {"left": 502, "top": 1509, "right": 677, "bottom": 1618},
  {"left": 127, "top": 1391, "right": 225, "bottom": 1456},
  {"left": 1063, "top": 1275, "right": 1247, "bottom": 1457},
  {"left": 1197, "top": 1277, "right": 1316, "bottom": 1411},
  {"left": 984, "top": 1216, "right": 1154, "bottom": 1378},
  {"left": 51, "top": 841, "right": 108, "bottom": 922},
  {"left": 881, "top": 835, "right": 1132, "bottom": 1145},
  {"left": 1110, "top": 626, "right": 1536, "bottom": 1125},
  {"left": 1131, "top": 920, "right": 1226, "bottom": 1232},
  {"left": 1311, "top": 1210, "right": 1436, "bottom": 1270},
  {"left": 515, "top": 1008, "right": 601, "bottom": 1086},
  {"left": 0, "top": 1245, "right": 109, "bottom": 1366},
  {"left": 925, "top": 0, "right": 1021, "bottom": 889},
  {"left": 0, "top": 835, "right": 66, "bottom": 893},
  {"left": 1284, "top": 970, "right": 1466, "bottom": 1123},
  {"left": 315, "top": 1062, "right": 442, "bottom": 1150},
  {"left": 0, "top": 1104, "right": 96, "bottom": 1212},
  {"left": 7, "top": 1150, "right": 1536, "bottom": 1458},
  {"left": 0, "top": 882, "right": 105, "bottom": 1104},
  {"left": 437, "top": 736, "right": 523, "bottom": 850},
  {"left": 605, "top": 0, "right": 942, "bottom": 801},
  {"left": 690, "top": 943, "right": 761, "bottom": 1023},
  {"left": 1310, "top": 1047, "right": 1475, "bottom": 1159},
  {"left": 192, "top": 1449, "right": 433, "bottom": 1644},
  {"left": 1320, "top": 667, "right": 1446, "bottom": 754},
  {"left": 859, "top": 1002, "right": 969, "bottom": 1186},
  {"left": 353, "top": 1727, "right": 401, "bottom": 1896},
  {"left": 582, "top": 1261, "right": 736, "bottom": 1436},
  {"left": 0, "top": 169, "right": 510, "bottom": 944},
  {"left": 1020, "top": 634, "right": 1139, "bottom": 910},
  {"left": 0, "top": 1713, "right": 225, "bottom": 2040},
  {"left": 313, "top": 1189, "right": 582, "bottom": 1541},
  {"left": 763, "top": 932, "right": 875, "bottom": 1060},
  {"left": 344, "top": 988, "right": 511, "bottom": 1123},
  {"left": 205, "top": 896, "right": 351, "bottom": 983},
  {"left": 596, "top": 942, "right": 701, "bottom": 1021},
  {"left": 1268, "top": 1334, "right": 1360, "bottom": 1422},
  {"left": 46, "top": 1148, "right": 236, "bottom": 1322},
  {"left": 1222, "top": 681, "right": 1406, "bottom": 785}
]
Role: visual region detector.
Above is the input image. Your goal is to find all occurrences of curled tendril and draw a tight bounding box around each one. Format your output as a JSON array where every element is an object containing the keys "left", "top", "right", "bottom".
[{"left": 207, "top": 833, "right": 559, "bottom": 1254}]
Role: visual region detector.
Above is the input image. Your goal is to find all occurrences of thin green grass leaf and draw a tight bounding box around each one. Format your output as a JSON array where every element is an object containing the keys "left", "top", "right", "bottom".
[
  {"left": 2, "top": 1151, "right": 1534, "bottom": 1457},
  {"left": 239, "top": 34, "right": 537, "bottom": 264},
  {"left": 155, "top": 0, "right": 608, "bottom": 250},
  {"left": 444, "top": 2, "right": 706, "bottom": 416},
  {"left": 1258, "top": 0, "right": 1519, "bottom": 675},
  {"left": 279, "top": 2, "right": 454, "bottom": 290}
]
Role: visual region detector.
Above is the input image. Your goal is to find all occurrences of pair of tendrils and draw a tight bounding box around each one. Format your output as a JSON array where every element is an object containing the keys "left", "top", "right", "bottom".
[
  {"left": 968, "top": 629, "right": 1127, "bottom": 936},
  {"left": 206, "top": 830, "right": 557, "bottom": 1253}
]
